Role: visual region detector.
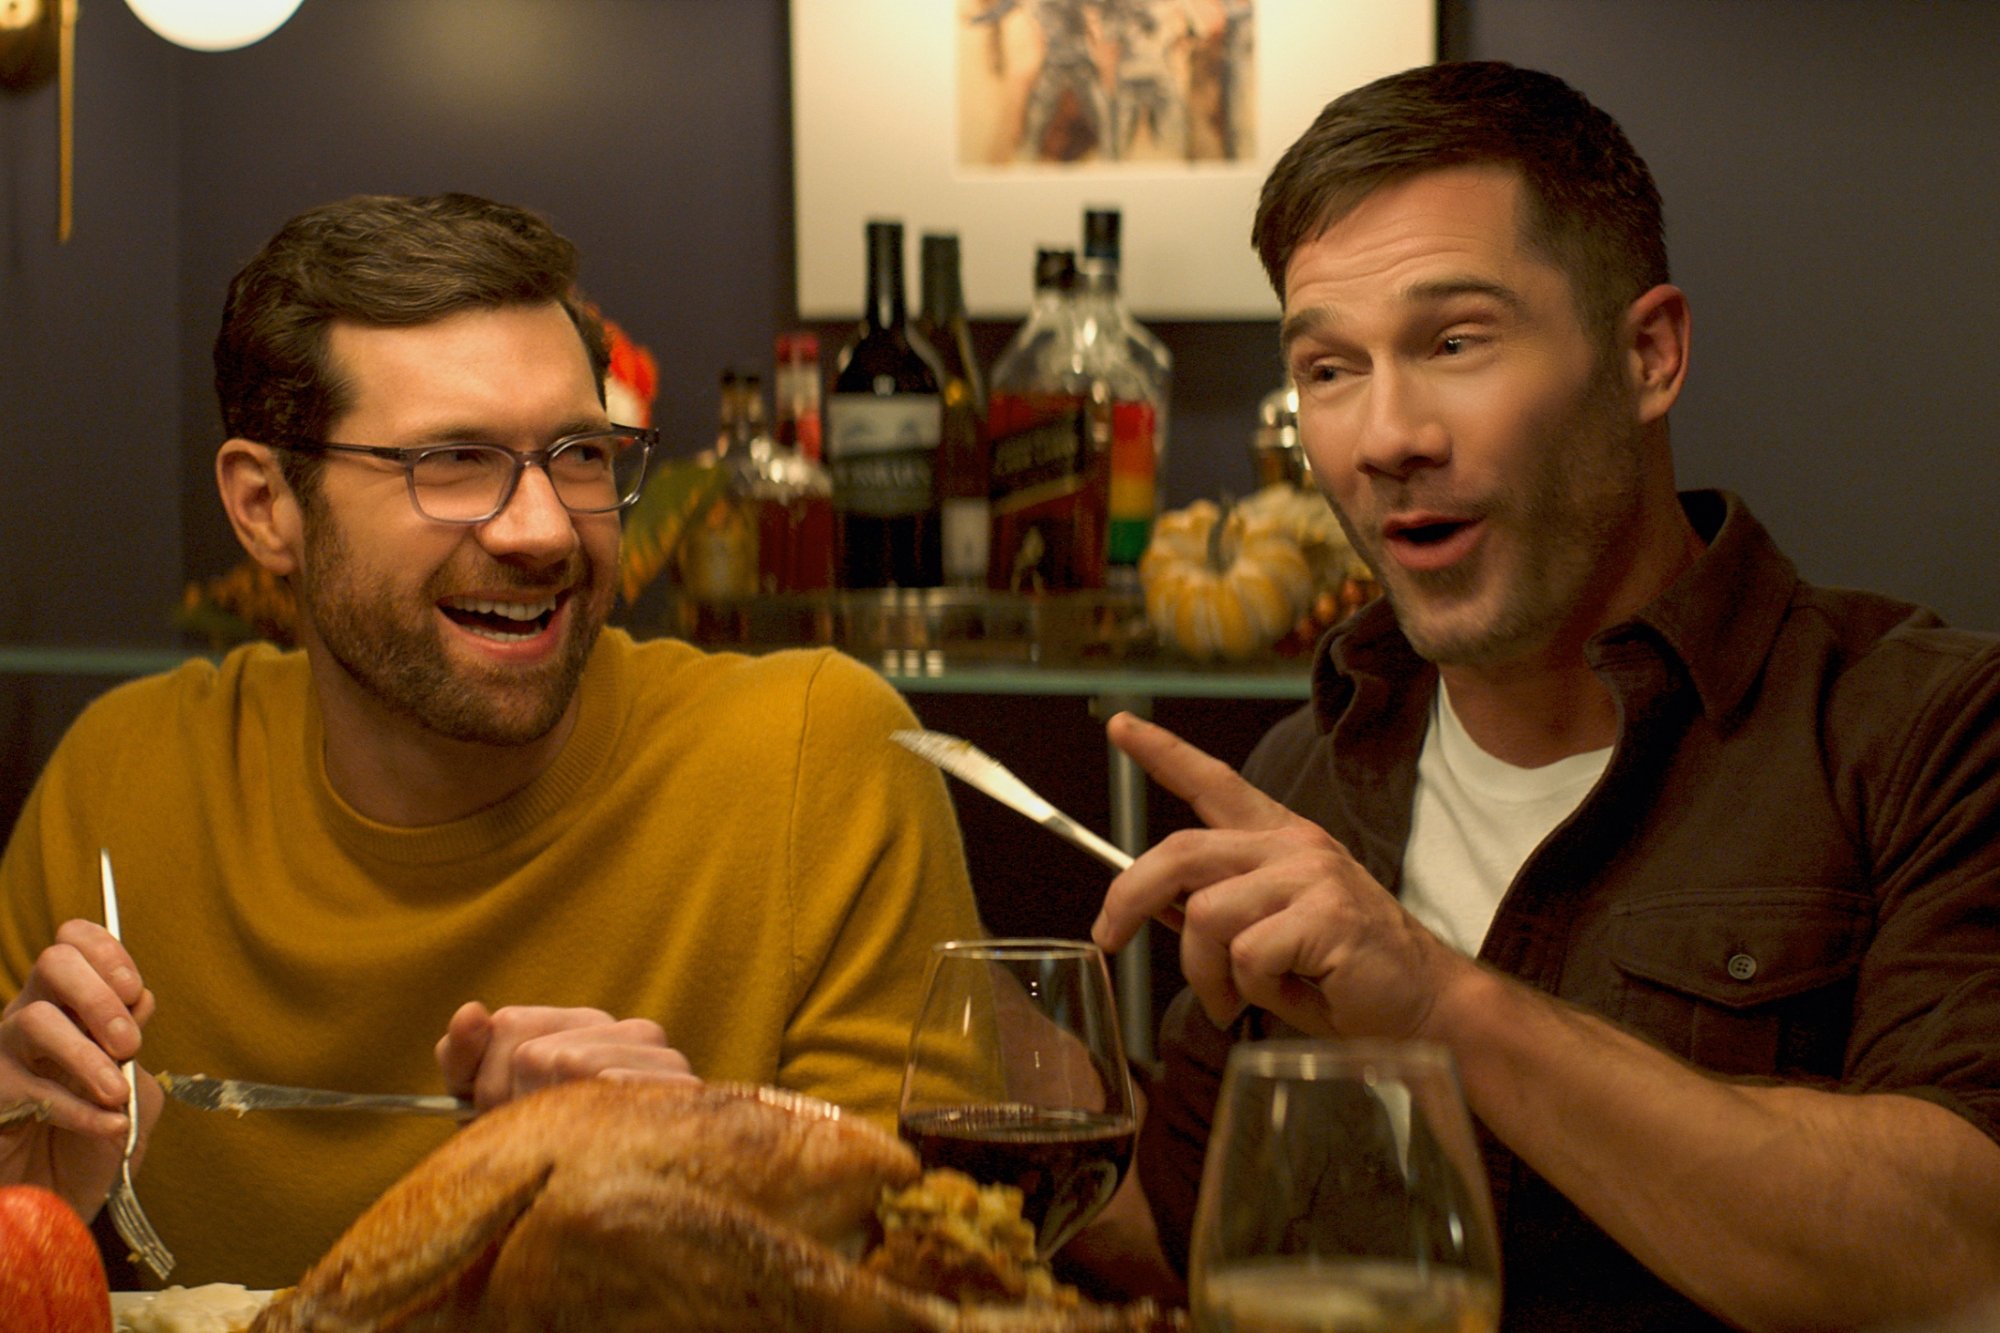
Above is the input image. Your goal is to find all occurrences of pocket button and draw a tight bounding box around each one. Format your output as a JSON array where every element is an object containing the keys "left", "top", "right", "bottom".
[{"left": 1726, "top": 952, "right": 1759, "bottom": 982}]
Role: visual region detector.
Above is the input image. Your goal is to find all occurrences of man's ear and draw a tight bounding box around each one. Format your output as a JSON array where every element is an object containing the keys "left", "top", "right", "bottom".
[
  {"left": 216, "top": 439, "right": 302, "bottom": 576},
  {"left": 1624, "top": 283, "right": 1691, "bottom": 426}
]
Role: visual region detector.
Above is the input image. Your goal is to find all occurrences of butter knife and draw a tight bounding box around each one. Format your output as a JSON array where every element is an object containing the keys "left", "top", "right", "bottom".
[
  {"left": 890, "top": 728, "right": 1133, "bottom": 872},
  {"left": 158, "top": 1072, "right": 476, "bottom": 1120}
]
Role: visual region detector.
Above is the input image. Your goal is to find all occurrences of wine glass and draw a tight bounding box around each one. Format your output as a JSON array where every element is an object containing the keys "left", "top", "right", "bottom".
[
  {"left": 1189, "top": 1040, "right": 1501, "bottom": 1333},
  {"left": 899, "top": 938, "right": 1138, "bottom": 1259}
]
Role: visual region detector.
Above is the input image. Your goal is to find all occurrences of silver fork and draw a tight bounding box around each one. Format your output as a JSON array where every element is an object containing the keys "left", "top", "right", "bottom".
[{"left": 98, "top": 848, "right": 175, "bottom": 1281}]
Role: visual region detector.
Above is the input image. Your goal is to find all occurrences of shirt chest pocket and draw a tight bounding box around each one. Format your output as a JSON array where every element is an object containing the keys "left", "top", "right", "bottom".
[{"left": 1608, "top": 888, "right": 1875, "bottom": 1080}]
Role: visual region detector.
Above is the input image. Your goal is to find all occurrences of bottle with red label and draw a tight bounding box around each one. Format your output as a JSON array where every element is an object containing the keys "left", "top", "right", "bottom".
[
  {"left": 985, "top": 247, "right": 1108, "bottom": 592},
  {"left": 774, "top": 331, "right": 824, "bottom": 461}
]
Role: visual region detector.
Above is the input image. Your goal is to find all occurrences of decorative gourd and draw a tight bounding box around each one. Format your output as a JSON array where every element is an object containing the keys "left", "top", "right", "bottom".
[
  {"left": 1236, "top": 481, "right": 1371, "bottom": 587},
  {"left": 1140, "top": 498, "right": 1315, "bottom": 660},
  {"left": 616, "top": 461, "right": 728, "bottom": 604}
]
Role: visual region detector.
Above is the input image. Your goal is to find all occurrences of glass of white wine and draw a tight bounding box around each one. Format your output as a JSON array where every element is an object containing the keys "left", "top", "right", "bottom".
[{"left": 1190, "top": 1040, "right": 1501, "bottom": 1333}]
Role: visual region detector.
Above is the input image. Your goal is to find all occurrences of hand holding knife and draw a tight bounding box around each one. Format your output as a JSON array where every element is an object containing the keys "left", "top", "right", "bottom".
[{"left": 158, "top": 1072, "right": 476, "bottom": 1120}]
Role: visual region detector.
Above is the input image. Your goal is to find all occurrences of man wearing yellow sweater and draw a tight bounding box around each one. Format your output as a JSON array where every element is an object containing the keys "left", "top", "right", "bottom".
[{"left": 0, "top": 193, "right": 982, "bottom": 1288}]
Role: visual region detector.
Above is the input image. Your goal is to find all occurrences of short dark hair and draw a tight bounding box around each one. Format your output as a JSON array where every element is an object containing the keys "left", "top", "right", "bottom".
[
  {"left": 1253, "top": 62, "right": 1668, "bottom": 336},
  {"left": 214, "top": 192, "right": 609, "bottom": 502}
]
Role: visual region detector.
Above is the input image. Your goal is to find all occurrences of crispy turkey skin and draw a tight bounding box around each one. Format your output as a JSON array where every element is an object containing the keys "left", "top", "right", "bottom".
[{"left": 249, "top": 1080, "right": 1177, "bottom": 1332}]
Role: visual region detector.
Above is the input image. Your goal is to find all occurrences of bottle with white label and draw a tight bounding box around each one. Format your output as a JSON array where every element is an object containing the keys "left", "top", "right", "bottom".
[{"left": 826, "top": 219, "right": 945, "bottom": 588}]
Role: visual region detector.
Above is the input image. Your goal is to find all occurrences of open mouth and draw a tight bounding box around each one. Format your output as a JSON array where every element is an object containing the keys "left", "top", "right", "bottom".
[
  {"left": 439, "top": 595, "right": 561, "bottom": 643},
  {"left": 1380, "top": 513, "right": 1482, "bottom": 572},
  {"left": 1393, "top": 520, "right": 1469, "bottom": 546}
]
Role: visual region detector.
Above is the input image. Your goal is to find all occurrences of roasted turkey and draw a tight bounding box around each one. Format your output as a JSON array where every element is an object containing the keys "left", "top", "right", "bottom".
[{"left": 249, "top": 1079, "right": 1178, "bottom": 1332}]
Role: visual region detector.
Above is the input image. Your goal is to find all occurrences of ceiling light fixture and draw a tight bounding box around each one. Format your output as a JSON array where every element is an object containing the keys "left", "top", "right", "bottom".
[{"left": 124, "top": 0, "right": 304, "bottom": 52}]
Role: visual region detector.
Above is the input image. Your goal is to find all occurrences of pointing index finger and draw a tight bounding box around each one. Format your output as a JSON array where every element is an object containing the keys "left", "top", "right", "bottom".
[{"left": 1105, "top": 712, "right": 1292, "bottom": 833}]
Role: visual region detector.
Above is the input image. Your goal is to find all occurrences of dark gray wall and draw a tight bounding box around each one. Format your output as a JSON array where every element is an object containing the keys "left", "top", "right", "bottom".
[
  {"left": 3, "top": 7, "right": 182, "bottom": 644},
  {"left": 3, "top": 9, "right": 186, "bottom": 832},
  {"left": 6, "top": 0, "right": 2000, "bottom": 843},
  {"left": 1465, "top": 0, "right": 2000, "bottom": 628}
]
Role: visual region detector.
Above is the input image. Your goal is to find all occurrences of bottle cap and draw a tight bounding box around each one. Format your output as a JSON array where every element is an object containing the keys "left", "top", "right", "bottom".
[
  {"left": 1034, "top": 247, "right": 1078, "bottom": 291},
  {"left": 1082, "top": 208, "right": 1121, "bottom": 262}
]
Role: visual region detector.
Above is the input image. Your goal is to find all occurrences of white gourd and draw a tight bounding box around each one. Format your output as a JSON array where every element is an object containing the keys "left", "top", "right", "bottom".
[{"left": 1140, "top": 498, "right": 1315, "bottom": 660}]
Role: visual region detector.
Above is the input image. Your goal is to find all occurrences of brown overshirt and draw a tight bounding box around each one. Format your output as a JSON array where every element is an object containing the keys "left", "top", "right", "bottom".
[{"left": 1142, "top": 491, "right": 2000, "bottom": 1330}]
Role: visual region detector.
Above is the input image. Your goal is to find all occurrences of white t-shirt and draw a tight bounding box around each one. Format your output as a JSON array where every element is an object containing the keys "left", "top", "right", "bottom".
[{"left": 1400, "top": 685, "right": 1612, "bottom": 955}]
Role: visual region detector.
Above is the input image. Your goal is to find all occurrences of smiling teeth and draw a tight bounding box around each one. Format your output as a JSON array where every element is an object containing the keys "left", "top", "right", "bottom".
[{"left": 449, "top": 598, "right": 556, "bottom": 620}]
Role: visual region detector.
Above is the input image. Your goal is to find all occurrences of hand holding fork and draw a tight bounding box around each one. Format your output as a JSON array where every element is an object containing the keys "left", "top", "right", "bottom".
[
  {"left": 96, "top": 850, "right": 175, "bottom": 1280},
  {"left": 0, "top": 852, "right": 173, "bottom": 1275}
]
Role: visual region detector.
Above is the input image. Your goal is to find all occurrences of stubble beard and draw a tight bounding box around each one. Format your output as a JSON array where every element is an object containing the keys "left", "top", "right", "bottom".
[
  {"left": 296, "top": 514, "right": 604, "bottom": 747},
  {"left": 1336, "top": 360, "right": 1644, "bottom": 669}
]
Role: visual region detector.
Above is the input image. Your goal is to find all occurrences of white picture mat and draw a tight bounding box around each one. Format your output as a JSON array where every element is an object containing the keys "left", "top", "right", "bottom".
[{"left": 792, "top": 0, "right": 1437, "bottom": 321}]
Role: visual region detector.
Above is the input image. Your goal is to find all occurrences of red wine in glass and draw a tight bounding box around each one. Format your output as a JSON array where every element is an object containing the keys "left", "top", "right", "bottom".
[
  {"left": 900, "top": 939, "right": 1138, "bottom": 1258},
  {"left": 901, "top": 1103, "right": 1136, "bottom": 1256}
]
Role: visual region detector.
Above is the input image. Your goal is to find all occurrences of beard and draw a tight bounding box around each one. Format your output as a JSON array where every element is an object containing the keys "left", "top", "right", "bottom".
[
  {"left": 295, "top": 513, "right": 605, "bottom": 747},
  {"left": 1334, "top": 354, "right": 1647, "bottom": 668}
]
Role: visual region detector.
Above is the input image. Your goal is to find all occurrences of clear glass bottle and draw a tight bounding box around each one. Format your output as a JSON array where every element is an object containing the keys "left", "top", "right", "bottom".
[
  {"left": 985, "top": 247, "right": 1110, "bottom": 592},
  {"left": 677, "top": 370, "right": 761, "bottom": 599},
  {"left": 917, "top": 232, "right": 991, "bottom": 589},
  {"left": 988, "top": 248, "right": 1080, "bottom": 401},
  {"left": 1076, "top": 206, "right": 1170, "bottom": 578},
  {"left": 826, "top": 219, "right": 945, "bottom": 588},
  {"left": 744, "top": 370, "right": 836, "bottom": 593}
]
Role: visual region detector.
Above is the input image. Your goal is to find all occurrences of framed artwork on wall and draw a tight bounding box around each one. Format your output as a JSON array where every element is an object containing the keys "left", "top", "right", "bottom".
[{"left": 791, "top": 0, "right": 1437, "bottom": 321}]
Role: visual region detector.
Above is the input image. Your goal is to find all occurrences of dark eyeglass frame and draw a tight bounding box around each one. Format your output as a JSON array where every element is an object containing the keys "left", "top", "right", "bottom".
[{"left": 264, "top": 426, "right": 658, "bottom": 524}]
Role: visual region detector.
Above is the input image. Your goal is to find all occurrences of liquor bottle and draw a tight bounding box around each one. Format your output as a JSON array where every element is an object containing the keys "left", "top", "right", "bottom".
[
  {"left": 917, "top": 232, "right": 991, "bottom": 589},
  {"left": 985, "top": 247, "right": 1109, "bottom": 592},
  {"left": 773, "top": 330, "right": 823, "bottom": 463},
  {"left": 1076, "top": 207, "right": 1171, "bottom": 578},
  {"left": 826, "top": 220, "right": 945, "bottom": 588},
  {"left": 744, "top": 368, "right": 836, "bottom": 593},
  {"left": 988, "top": 248, "right": 1080, "bottom": 408},
  {"left": 677, "top": 371, "right": 760, "bottom": 599}
]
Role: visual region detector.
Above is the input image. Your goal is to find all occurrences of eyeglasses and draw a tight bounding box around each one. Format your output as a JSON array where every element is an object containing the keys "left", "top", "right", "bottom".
[{"left": 266, "top": 426, "right": 657, "bottom": 524}]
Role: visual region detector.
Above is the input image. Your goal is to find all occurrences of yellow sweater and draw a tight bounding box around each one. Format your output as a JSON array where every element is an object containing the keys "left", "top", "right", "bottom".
[{"left": 0, "top": 629, "right": 982, "bottom": 1288}]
